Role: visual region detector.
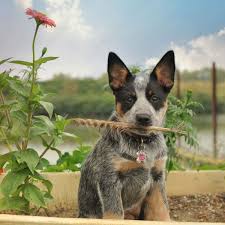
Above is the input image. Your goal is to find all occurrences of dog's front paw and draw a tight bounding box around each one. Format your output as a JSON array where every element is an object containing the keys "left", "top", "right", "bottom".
[{"left": 103, "top": 211, "right": 124, "bottom": 220}]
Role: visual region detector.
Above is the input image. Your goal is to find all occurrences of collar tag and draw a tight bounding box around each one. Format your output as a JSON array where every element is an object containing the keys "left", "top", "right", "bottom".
[
  {"left": 136, "top": 138, "right": 147, "bottom": 163},
  {"left": 136, "top": 150, "right": 146, "bottom": 163}
]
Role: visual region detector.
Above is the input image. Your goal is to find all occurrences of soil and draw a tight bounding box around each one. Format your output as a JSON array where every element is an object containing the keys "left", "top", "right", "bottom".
[
  {"left": 168, "top": 193, "right": 225, "bottom": 222},
  {"left": 2, "top": 193, "right": 225, "bottom": 222}
]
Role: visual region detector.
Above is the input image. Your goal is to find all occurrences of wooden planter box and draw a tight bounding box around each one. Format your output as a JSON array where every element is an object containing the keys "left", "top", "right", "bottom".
[{"left": 0, "top": 171, "right": 225, "bottom": 225}]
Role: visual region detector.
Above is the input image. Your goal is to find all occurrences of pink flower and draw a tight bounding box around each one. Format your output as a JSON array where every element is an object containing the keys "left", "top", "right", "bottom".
[{"left": 26, "top": 8, "right": 56, "bottom": 27}]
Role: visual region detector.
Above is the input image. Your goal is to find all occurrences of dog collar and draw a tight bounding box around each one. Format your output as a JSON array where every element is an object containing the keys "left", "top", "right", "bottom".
[{"left": 120, "top": 138, "right": 147, "bottom": 163}]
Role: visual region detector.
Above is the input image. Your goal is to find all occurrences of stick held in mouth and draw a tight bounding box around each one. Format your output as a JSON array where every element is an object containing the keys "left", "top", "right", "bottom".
[{"left": 71, "top": 118, "right": 186, "bottom": 135}]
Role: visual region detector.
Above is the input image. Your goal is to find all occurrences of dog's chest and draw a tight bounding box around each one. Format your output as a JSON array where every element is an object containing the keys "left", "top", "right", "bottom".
[{"left": 119, "top": 167, "right": 152, "bottom": 209}]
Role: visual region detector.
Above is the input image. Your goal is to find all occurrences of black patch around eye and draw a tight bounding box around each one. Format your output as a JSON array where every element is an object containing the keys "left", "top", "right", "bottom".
[
  {"left": 150, "top": 95, "right": 160, "bottom": 102},
  {"left": 114, "top": 81, "right": 137, "bottom": 114},
  {"left": 126, "top": 95, "right": 136, "bottom": 104},
  {"left": 145, "top": 81, "right": 167, "bottom": 111}
]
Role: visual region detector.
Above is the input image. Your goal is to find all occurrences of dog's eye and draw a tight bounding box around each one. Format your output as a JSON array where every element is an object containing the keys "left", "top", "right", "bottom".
[
  {"left": 127, "top": 96, "right": 134, "bottom": 103},
  {"left": 151, "top": 95, "right": 160, "bottom": 102}
]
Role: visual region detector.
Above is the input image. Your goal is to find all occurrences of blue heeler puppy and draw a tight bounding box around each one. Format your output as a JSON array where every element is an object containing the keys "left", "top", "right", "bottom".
[{"left": 78, "top": 50, "right": 175, "bottom": 221}]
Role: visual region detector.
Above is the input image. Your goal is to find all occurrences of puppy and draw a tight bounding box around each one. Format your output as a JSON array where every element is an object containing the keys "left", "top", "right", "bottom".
[{"left": 78, "top": 50, "right": 175, "bottom": 221}]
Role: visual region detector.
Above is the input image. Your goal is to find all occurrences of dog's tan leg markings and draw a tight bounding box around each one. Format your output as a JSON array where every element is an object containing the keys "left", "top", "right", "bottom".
[
  {"left": 154, "top": 158, "right": 165, "bottom": 171},
  {"left": 144, "top": 183, "right": 170, "bottom": 221},
  {"left": 124, "top": 204, "right": 142, "bottom": 220},
  {"left": 103, "top": 211, "right": 124, "bottom": 219},
  {"left": 142, "top": 158, "right": 170, "bottom": 221},
  {"left": 112, "top": 156, "right": 145, "bottom": 173}
]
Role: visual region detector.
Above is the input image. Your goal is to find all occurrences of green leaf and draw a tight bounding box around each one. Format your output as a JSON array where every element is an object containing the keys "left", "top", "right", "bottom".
[
  {"left": 31, "top": 171, "right": 45, "bottom": 180},
  {"left": 24, "top": 183, "right": 45, "bottom": 207},
  {"left": 0, "top": 197, "right": 28, "bottom": 211},
  {"left": 41, "top": 47, "right": 47, "bottom": 57},
  {"left": 10, "top": 158, "right": 27, "bottom": 173},
  {"left": 11, "top": 110, "right": 27, "bottom": 124},
  {"left": 35, "top": 57, "right": 58, "bottom": 66},
  {"left": 30, "top": 126, "right": 49, "bottom": 137},
  {"left": 0, "top": 71, "right": 10, "bottom": 89},
  {"left": 54, "top": 115, "right": 70, "bottom": 133},
  {"left": 0, "top": 57, "right": 12, "bottom": 66},
  {"left": 10, "top": 60, "right": 33, "bottom": 67},
  {"left": 36, "top": 158, "right": 49, "bottom": 170},
  {"left": 34, "top": 115, "right": 54, "bottom": 130},
  {"left": 40, "top": 101, "right": 54, "bottom": 118},
  {"left": 31, "top": 172, "right": 52, "bottom": 193},
  {"left": 40, "top": 136, "right": 48, "bottom": 147},
  {"left": 42, "top": 179, "right": 53, "bottom": 193},
  {"left": 8, "top": 79, "right": 29, "bottom": 97},
  {"left": 0, "top": 170, "right": 29, "bottom": 196},
  {"left": 31, "top": 116, "right": 54, "bottom": 137},
  {"left": 0, "top": 100, "right": 18, "bottom": 111},
  {"left": 0, "top": 152, "right": 15, "bottom": 168},
  {"left": 43, "top": 192, "right": 53, "bottom": 201},
  {"left": 14, "top": 149, "right": 40, "bottom": 174},
  {"left": 62, "top": 132, "right": 77, "bottom": 139}
]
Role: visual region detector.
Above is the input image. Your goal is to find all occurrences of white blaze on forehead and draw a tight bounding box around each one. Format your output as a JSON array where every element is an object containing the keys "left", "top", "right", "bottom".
[
  {"left": 134, "top": 73, "right": 149, "bottom": 90},
  {"left": 128, "top": 73, "right": 156, "bottom": 119}
]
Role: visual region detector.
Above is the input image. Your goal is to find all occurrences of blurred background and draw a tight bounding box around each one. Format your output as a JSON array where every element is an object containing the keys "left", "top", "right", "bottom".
[{"left": 1, "top": 0, "right": 225, "bottom": 162}]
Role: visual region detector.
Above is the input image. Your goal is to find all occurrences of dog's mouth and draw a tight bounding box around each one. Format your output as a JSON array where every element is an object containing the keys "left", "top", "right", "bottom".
[
  {"left": 125, "top": 124, "right": 155, "bottom": 137},
  {"left": 113, "top": 113, "right": 157, "bottom": 137},
  {"left": 122, "top": 125, "right": 158, "bottom": 144}
]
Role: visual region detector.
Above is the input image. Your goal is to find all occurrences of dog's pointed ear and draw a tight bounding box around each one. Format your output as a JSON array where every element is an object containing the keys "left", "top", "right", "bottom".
[
  {"left": 150, "top": 50, "right": 175, "bottom": 92},
  {"left": 107, "top": 52, "right": 133, "bottom": 90}
]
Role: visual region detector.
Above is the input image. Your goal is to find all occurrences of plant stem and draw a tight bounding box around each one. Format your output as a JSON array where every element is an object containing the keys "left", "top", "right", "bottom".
[
  {"left": 0, "top": 91, "right": 12, "bottom": 128},
  {"left": 0, "top": 90, "right": 22, "bottom": 151},
  {"left": 30, "top": 24, "right": 40, "bottom": 95},
  {"left": 16, "top": 143, "right": 22, "bottom": 151},
  {"left": 24, "top": 24, "right": 40, "bottom": 150},
  {"left": 0, "top": 127, "right": 12, "bottom": 152},
  {"left": 40, "top": 139, "right": 54, "bottom": 158}
]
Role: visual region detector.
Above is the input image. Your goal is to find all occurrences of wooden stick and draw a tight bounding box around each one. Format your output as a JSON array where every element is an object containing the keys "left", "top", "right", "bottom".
[{"left": 71, "top": 118, "right": 186, "bottom": 135}]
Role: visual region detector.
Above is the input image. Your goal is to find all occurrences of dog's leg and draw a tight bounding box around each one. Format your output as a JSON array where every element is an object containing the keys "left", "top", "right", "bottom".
[
  {"left": 142, "top": 159, "right": 170, "bottom": 221},
  {"left": 98, "top": 181, "right": 124, "bottom": 219}
]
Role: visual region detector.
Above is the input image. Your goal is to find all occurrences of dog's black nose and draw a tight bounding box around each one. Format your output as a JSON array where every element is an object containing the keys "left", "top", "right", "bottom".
[{"left": 136, "top": 114, "right": 152, "bottom": 126}]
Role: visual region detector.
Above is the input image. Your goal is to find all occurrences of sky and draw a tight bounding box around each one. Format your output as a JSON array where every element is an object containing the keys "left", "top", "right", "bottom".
[{"left": 1, "top": 0, "right": 225, "bottom": 80}]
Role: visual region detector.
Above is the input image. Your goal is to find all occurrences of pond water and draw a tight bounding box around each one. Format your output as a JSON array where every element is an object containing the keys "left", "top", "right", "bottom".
[{"left": 192, "top": 114, "right": 225, "bottom": 158}]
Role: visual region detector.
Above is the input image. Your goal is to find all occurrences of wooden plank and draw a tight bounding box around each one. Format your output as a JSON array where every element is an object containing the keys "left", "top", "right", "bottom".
[
  {"left": 0, "top": 214, "right": 225, "bottom": 225},
  {"left": 166, "top": 171, "right": 225, "bottom": 196}
]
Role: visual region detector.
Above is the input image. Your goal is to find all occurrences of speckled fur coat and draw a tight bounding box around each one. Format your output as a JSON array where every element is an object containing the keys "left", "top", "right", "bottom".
[{"left": 78, "top": 51, "right": 175, "bottom": 221}]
